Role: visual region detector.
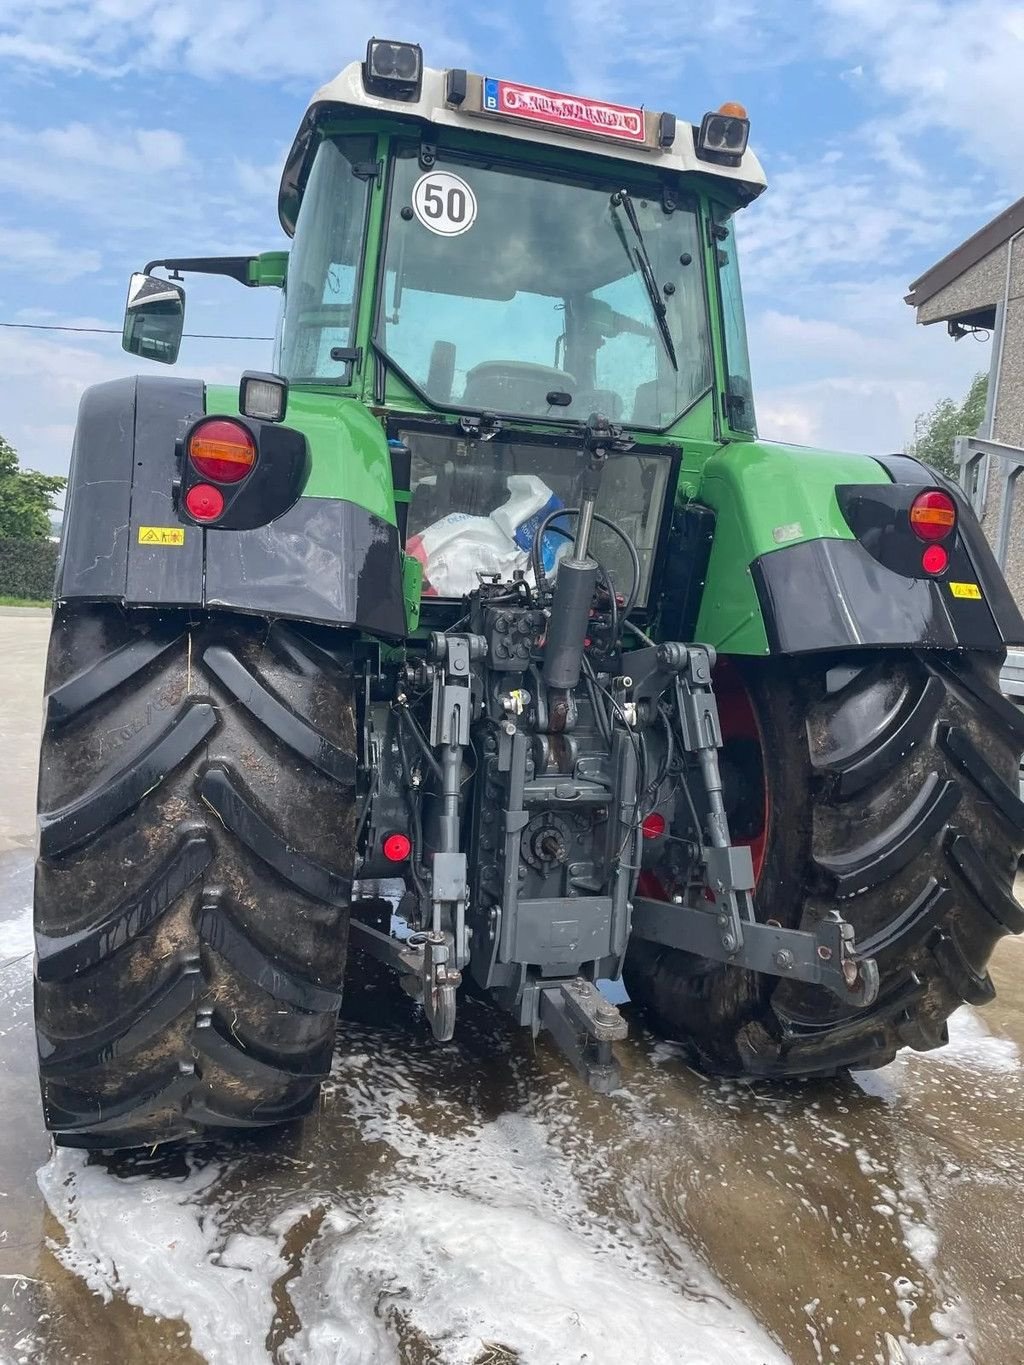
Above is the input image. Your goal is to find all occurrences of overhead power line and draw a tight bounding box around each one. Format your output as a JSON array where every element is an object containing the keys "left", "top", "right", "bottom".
[{"left": 0, "top": 320, "right": 273, "bottom": 341}]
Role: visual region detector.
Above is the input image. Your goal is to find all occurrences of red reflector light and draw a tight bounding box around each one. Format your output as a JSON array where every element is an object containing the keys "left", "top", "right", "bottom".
[
  {"left": 642, "top": 812, "right": 666, "bottom": 840},
  {"left": 188, "top": 418, "right": 256, "bottom": 484},
  {"left": 910, "top": 490, "right": 956, "bottom": 542},
  {"left": 921, "top": 543, "right": 949, "bottom": 575},
  {"left": 382, "top": 832, "right": 411, "bottom": 862},
  {"left": 185, "top": 483, "right": 225, "bottom": 522}
]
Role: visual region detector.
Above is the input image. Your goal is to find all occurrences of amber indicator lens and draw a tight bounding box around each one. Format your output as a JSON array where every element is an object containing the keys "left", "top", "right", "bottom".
[
  {"left": 909, "top": 490, "right": 956, "bottom": 542},
  {"left": 188, "top": 419, "right": 256, "bottom": 484}
]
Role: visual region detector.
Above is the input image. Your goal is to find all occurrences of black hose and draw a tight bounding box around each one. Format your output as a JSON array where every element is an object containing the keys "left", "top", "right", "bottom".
[
  {"left": 530, "top": 507, "right": 641, "bottom": 613},
  {"left": 624, "top": 618, "right": 656, "bottom": 647},
  {"left": 601, "top": 562, "right": 620, "bottom": 654},
  {"left": 396, "top": 704, "right": 443, "bottom": 784},
  {"left": 581, "top": 655, "right": 612, "bottom": 746}
]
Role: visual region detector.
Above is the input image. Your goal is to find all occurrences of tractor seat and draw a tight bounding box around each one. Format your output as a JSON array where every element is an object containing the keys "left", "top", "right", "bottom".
[{"left": 462, "top": 361, "right": 576, "bottom": 413}]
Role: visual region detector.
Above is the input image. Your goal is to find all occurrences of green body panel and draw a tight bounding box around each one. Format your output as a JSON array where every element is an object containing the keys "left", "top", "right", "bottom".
[
  {"left": 205, "top": 383, "right": 398, "bottom": 525},
  {"left": 402, "top": 553, "right": 423, "bottom": 631},
  {"left": 694, "top": 439, "right": 889, "bottom": 654},
  {"left": 248, "top": 251, "right": 288, "bottom": 287}
]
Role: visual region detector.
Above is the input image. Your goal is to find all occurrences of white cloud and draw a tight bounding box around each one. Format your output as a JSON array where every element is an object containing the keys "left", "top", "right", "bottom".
[
  {"left": 0, "top": 226, "right": 100, "bottom": 279},
  {"left": 0, "top": 121, "right": 188, "bottom": 213},
  {"left": 821, "top": 0, "right": 1024, "bottom": 186},
  {"left": 749, "top": 292, "right": 990, "bottom": 455},
  {"left": 234, "top": 153, "right": 288, "bottom": 202},
  {"left": 0, "top": 1, "right": 475, "bottom": 83},
  {"left": 738, "top": 157, "right": 966, "bottom": 295},
  {"left": 545, "top": 0, "right": 808, "bottom": 100},
  {"left": 0, "top": 32, "right": 126, "bottom": 75},
  {"left": 0, "top": 327, "right": 271, "bottom": 477}
]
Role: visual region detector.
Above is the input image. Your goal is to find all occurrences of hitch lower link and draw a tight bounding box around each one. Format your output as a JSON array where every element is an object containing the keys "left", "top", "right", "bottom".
[
  {"left": 351, "top": 633, "right": 476, "bottom": 1042},
  {"left": 629, "top": 644, "right": 879, "bottom": 1010}
]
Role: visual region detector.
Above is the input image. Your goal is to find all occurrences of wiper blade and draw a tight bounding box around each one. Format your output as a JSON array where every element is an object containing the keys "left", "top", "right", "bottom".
[{"left": 610, "top": 189, "right": 678, "bottom": 372}]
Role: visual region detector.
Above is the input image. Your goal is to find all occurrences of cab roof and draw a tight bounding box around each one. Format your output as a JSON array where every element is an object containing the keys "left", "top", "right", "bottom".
[{"left": 278, "top": 59, "right": 767, "bottom": 235}]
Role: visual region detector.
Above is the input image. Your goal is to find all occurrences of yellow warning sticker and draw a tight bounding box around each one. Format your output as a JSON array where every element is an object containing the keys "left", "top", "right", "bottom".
[
  {"left": 949, "top": 581, "right": 982, "bottom": 600},
  {"left": 138, "top": 526, "right": 185, "bottom": 546}
]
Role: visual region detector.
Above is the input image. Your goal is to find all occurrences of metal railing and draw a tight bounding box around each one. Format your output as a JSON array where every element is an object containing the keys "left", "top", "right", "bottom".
[{"left": 956, "top": 434, "right": 1024, "bottom": 571}]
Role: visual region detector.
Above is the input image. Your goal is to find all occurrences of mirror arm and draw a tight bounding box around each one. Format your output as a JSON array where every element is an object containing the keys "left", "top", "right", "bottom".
[{"left": 144, "top": 256, "right": 257, "bottom": 287}]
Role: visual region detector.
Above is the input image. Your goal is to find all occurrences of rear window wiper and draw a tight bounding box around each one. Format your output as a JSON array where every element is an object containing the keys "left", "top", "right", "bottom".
[{"left": 609, "top": 189, "right": 678, "bottom": 372}]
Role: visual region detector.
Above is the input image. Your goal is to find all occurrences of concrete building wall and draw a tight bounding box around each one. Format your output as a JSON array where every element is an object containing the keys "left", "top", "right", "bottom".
[
  {"left": 916, "top": 248, "right": 1007, "bottom": 328},
  {"left": 915, "top": 232, "right": 1024, "bottom": 606}
]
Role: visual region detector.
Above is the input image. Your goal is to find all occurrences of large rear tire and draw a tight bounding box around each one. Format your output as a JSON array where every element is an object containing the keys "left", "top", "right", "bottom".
[
  {"left": 34, "top": 605, "right": 357, "bottom": 1148},
  {"left": 624, "top": 651, "right": 1024, "bottom": 1077}
]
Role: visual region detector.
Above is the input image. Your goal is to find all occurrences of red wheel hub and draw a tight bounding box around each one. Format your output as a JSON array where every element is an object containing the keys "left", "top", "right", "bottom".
[{"left": 713, "top": 662, "right": 768, "bottom": 885}]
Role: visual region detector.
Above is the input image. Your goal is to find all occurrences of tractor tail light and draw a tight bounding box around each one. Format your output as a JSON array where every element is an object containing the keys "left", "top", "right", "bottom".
[
  {"left": 921, "top": 543, "right": 949, "bottom": 575},
  {"left": 382, "top": 832, "right": 412, "bottom": 862},
  {"left": 185, "top": 483, "right": 225, "bottom": 522},
  {"left": 909, "top": 490, "right": 956, "bottom": 542},
  {"left": 642, "top": 812, "right": 666, "bottom": 840},
  {"left": 188, "top": 418, "right": 256, "bottom": 484}
]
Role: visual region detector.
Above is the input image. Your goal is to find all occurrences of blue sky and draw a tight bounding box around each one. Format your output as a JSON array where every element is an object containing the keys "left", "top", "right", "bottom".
[{"left": 0, "top": 0, "right": 1020, "bottom": 479}]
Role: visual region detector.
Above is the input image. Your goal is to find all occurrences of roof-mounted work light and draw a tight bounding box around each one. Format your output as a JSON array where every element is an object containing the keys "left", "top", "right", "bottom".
[
  {"left": 696, "top": 103, "right": 750, "bottom": 166},
  {"left": 363, "top": 38, "right": 423, "bottom": 100}
]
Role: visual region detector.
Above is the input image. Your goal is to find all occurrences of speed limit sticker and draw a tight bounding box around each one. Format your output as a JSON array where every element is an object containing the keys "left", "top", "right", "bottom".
[{"left": 411, "top": 171, "right": 478, "bottom": 237}]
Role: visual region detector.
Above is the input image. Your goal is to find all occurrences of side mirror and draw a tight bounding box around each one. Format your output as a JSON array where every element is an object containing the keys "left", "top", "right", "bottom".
[{"left": 122, "top": 272, "right": 185, "bottom": 364}]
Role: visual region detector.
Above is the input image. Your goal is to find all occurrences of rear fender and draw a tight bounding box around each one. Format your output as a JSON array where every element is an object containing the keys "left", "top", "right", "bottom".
[
  {"left": 57, "top": 376, "right": 407, "bottom": 636},
  {"left": 693, "top": 439, "right": 1024, "bottom": 655}
]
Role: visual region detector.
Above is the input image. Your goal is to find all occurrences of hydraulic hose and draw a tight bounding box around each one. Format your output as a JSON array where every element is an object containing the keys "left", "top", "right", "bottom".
[{"left": 530, "top": 508, "right": 641, "bottom": 613}]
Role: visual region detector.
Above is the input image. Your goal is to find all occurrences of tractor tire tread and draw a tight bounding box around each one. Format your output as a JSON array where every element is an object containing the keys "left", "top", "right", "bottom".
[
  {"left": 34, "top": 606, "right": 356, "bottom": 1149},
  {"left": 625, "top": 650, "right": 1024, "bottom": 1079}
]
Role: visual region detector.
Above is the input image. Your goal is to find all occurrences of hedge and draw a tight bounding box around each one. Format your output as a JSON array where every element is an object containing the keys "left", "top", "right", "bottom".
[{"left": 0, "top": 538, "right": 58, "bottom": 600}]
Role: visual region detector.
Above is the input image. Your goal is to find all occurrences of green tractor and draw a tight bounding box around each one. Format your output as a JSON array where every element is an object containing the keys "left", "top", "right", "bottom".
[{"left": 35, "top": 42, "right": 1024, "bottom": 1148}]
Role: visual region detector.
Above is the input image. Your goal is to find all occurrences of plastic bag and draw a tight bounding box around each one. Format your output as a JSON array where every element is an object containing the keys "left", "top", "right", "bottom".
[{"left": 409, "top": 476, "right": 567, "bottom": 597}]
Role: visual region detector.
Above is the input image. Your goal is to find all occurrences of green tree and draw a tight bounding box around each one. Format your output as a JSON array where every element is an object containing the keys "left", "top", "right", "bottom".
[
  {"left": 0, "top": 433, "right": 66, "bottom": 539},
  {"left": 906, "top": 372, "right": 989, "bottom": 479}
]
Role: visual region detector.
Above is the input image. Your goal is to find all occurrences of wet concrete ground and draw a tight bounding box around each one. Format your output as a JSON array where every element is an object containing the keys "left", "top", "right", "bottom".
[{"left": 1, "top": 611, "right": 1023, "bottom": 1364}]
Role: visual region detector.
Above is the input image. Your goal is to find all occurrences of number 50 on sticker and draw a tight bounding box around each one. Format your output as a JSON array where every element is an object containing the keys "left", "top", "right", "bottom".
[{"left": 411, "top": 171, "right": 478, "bottom": 237}]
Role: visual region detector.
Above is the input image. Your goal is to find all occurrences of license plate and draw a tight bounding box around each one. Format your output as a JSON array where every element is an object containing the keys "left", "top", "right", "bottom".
[{"left": 481, "top": 78, "right": 646, "bottom": 144}]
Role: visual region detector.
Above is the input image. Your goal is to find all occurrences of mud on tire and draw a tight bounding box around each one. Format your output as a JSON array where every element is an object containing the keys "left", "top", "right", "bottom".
[
  {"left": 624, "top": 651, "right": 1024, "bottom": 1078},
  {"left": 34, "top": 605, "right": 357, "bottom": 1149}
]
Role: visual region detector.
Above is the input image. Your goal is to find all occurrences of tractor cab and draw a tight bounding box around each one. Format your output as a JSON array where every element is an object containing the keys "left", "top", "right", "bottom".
[
  {"left": 124, "top": 44, "right": 765, "bottom": 609},
  {"left": 271, "top": 46, "right": 764, "bottom": 601}
]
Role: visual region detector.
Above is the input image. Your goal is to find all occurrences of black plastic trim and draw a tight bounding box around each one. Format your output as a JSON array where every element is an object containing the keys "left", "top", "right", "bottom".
[
  {"left": 752, "top": 536, "right": 1005, "bottom": 653},
  {"left": 178, "top": 414, "right": 309, "bottom": 531},
  {"left": 655, "top": 501, "right": 715, "bottom": 640},
  {"left": 203, "top": 497, "right": 407, "bottom": 637}
]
